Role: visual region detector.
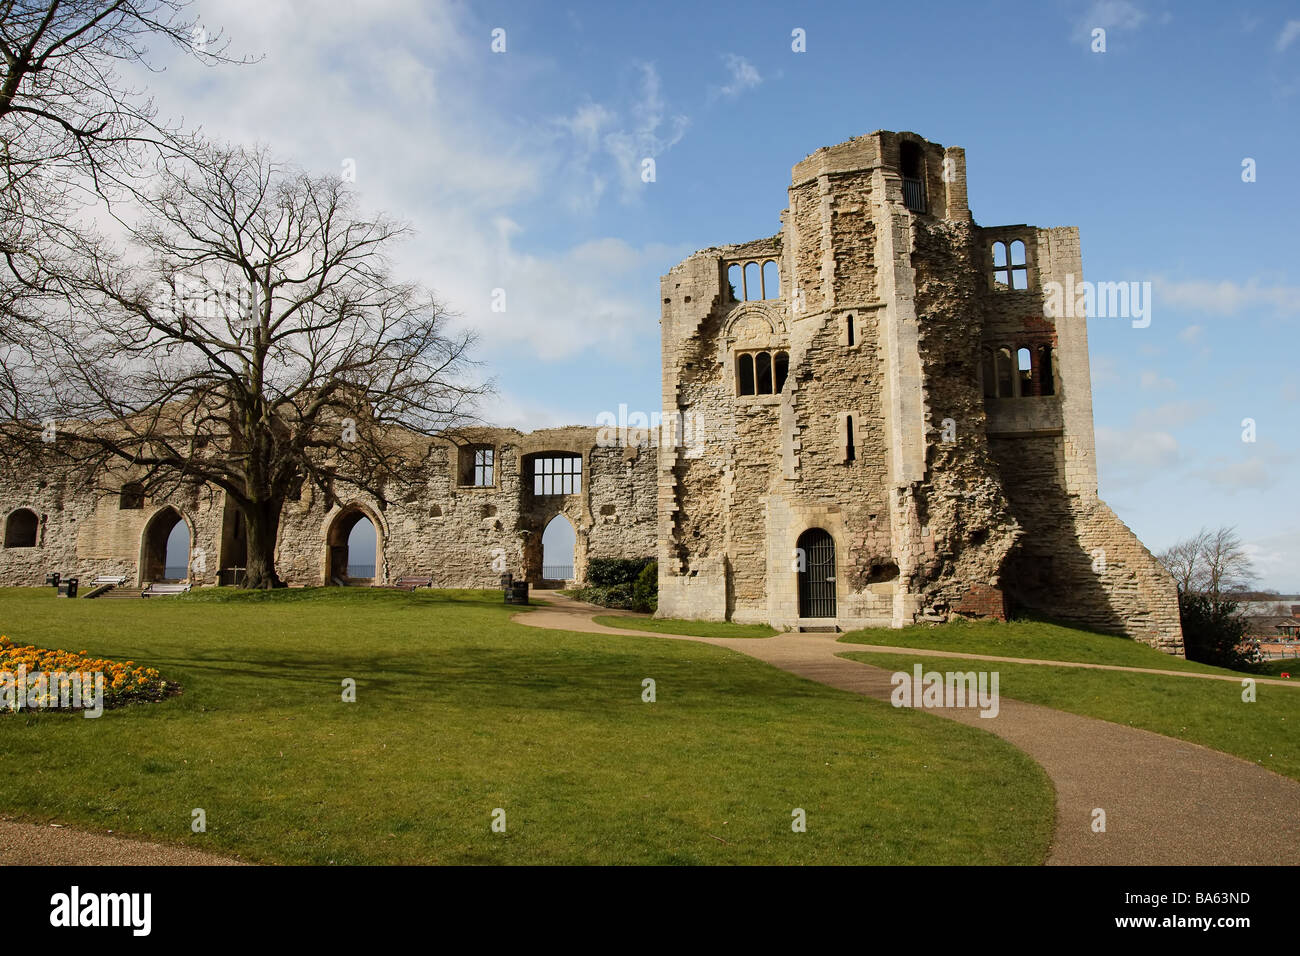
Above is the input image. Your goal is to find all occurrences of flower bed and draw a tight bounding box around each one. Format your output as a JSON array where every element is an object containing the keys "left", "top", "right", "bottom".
[{"left": 0, "top": 634, "right": 176, "bottom": 711}]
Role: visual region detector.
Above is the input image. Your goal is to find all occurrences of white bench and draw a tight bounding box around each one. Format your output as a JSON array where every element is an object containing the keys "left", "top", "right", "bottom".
[
  {"left": 90, "top": 575, "right": 128, "bottom": 587},
  {"left": 143, "top": 583, "right": 191, "bottom": 597}
]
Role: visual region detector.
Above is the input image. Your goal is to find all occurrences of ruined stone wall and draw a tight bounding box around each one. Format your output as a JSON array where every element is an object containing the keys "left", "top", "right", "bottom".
[
  {"left": 657, "top": 128, "right": 1183, "bottom": 652},
  {"left": 0, "top": 427, "right": 656, "bottom": 590}
]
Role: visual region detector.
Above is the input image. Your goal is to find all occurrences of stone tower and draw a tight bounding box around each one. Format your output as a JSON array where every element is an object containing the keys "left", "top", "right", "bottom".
[{"left": 656, "top": 130, "right": 1182, "bottom": 653}]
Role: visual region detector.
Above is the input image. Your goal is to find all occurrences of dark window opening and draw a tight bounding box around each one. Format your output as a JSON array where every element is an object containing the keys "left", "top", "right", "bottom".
[
  {"left": 996, "top": 348, "right": 1014, "bottom": 398},
  {"left": 737, "top": 353, "right": 755, "bottom": 395},
  {"left": 1038, "top": 345, "right": 1055, "bottom": 396},
  {"left": 4, "top": 509, "right": 38, "bottom": 548},
  {"left": 845, "top": 415, "right": 856, "bottom": 463},
  {"left": 755, "top": 351, "right": 773, "bottom": 394},
  {"left": 846, "top": 314, "right": 855, "bottom": 346},
  {"left": 119, "top": 483, "right": 145, "bottom": 510},
  {"left": 459, "top": 445, "right": 495, "bottom": 486},
  {"left": 981, "top": 350, "right": 997, "bottom": 398},
  {"left": 774, "top": 351, "right": 789, "bottom": 392},
  {"left": 900, "top": 141, "right": 926, "bottom": 213}
]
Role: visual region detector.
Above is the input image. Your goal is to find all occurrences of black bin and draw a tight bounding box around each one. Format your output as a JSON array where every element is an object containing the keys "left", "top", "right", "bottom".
[
  {"left": 56, "top": 577, "right": 78, "bottom": 599},
  {"left": 504, "top": 581, "right": 529, "bottom": 605},
  {"left": 45, "top": 572, "right": 61, "bottom": 587}
]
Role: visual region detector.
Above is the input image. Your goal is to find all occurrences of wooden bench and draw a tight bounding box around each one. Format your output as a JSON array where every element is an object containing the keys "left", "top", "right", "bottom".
[
  {"left": 143, "top": 582, "right": 191, "bottom": 597},
  {"left": 394, "top": 576, "right": 433, "bottom": 591}
]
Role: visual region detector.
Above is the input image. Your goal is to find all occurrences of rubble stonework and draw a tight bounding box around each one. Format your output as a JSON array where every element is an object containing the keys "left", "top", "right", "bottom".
[
  {"left": 656, "top": 130, "right": 1183, "bottom": 653},
  {"left": 0, "top": 427, "right": 658, "bottom": 590}
]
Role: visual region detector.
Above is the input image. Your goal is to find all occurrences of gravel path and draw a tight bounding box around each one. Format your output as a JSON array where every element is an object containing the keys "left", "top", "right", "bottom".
[
  {"left": 519, "top": 594, "right": 1300, "bottom": 865},
  {"left": 0, "top": 818, "right": 246, "bottom": 866}
]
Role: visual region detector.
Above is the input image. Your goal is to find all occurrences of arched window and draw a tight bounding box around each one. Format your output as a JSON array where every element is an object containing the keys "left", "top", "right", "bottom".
[
  {"left": 981, "top": 350, "right": 997, "bottom": 398},
  {"left": 996, "top": 347, "right": 1014, "bottom": 398},
  {"left": 991, "top": 239, "right": 1029, "bottom": 290},
  {"left": 755, "top": 351, "right": 773, "bottom": 394},
  {"left": 899, "top": 141, "right": 926, "bottom": 213},
  {"left": 846, "top": 314, "right": 855, "bottom": 347},
  {"left": 1017, "top": 347, "right": 1033, "bottom": 396},
  {"left": 727, "top": 263, "right": 742, "bottom": 302},
  {"left": 737, "top": 353, "right": 755, "bottom": 395},
  {"left": 3, "top": 509, "right": 38, "bottom": 548},
  {"left": 1038, "top": 345, "right": 1055, "bottom": 396},
  {"left": 761, "top": 260, "right": 780, "bottom": 299},
  {"left": 744, "top": 262, "right": 760, "bottom": 302},
  {"left": 773, "top": 351, "right": 789, "bottom": 392}
]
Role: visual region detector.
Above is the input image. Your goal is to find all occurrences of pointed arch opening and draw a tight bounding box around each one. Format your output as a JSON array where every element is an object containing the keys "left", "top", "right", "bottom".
[
  {"left": 797, "top": 528, "right": 837, "bottom": 618},
  {"left": 326, "top": 506, "right": 381, "bottom": 585},
  {"left": 541, "top": 513, "right": 576, "bottom": 582},
  {"left": 140, "top": 507, "right": 190, "bottom": 584}
]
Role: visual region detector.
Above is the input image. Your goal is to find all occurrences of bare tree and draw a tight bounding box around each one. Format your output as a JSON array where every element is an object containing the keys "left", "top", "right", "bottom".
[
  {"left": 1, "top": 1, "right": 247, "bottom": 340},
  {"left": 1158, "top": 528, "right": 1210, "bottom": 594},
  {"left": 2, "top": 143, "right": 488, "bottom": 588},
  {"left": 1201, "top": 525, "right": 1256, "bottom": 600},
  {"left": 1158, "top": 525, "right": 1256, "bottom": 600}
]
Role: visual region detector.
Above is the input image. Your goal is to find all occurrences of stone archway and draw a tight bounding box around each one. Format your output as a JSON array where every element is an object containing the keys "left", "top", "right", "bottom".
[
  {"left": 323, "top": 504, "right": 383, "bottom": 585},
  {"left": 139, "top": 506, "right": 191, "bottom": 585},
  {"left": 797, "top": 527, "right": 837, "bottom": 618},
  {"left": 540, "top": 513, "right": 576, "bottom": 583}
]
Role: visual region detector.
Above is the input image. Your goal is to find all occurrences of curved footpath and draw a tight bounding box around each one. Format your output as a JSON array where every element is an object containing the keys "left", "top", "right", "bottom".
[
  {"left": 517, "top": 593, "right": 1300, "bottom": 866},
  {"left": 0, "top": 818, "right": 245, "bottom": 865}
]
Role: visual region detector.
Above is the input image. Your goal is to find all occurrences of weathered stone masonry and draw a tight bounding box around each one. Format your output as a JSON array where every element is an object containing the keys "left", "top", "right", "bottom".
[
  {"left": 0, "top": 426, "right": 657, "bottom": 590},
  {"left": 656, "top": 131, "right": 1182, "bottom": 653}
]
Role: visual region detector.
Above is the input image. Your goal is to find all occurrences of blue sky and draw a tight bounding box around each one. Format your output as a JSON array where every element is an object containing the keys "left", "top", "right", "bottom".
[{"left": 143, "top": 0, "right": 1299, "bottom": 588}]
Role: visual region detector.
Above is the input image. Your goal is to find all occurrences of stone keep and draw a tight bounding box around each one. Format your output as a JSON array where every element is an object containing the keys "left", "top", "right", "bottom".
[{"left": 656, "top": 130, "right": 1182, "bottom": 653}]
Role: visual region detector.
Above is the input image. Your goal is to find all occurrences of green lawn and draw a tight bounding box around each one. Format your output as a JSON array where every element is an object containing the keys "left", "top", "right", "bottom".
[
  {"left": 0, "top": 587, "right": 1052, "bottom": 865},
  {"left": 592, "top": 614, "right": 778, "bottom": 639},
  {"left": 840, "top": 650, "right": 1300, "bottom": 783},
  {"left": 839, "top": 617, "right": 1237, "bottom": 675},
  {"left": 1252, "top": 658, "right": 1300, "bottom": 679}
]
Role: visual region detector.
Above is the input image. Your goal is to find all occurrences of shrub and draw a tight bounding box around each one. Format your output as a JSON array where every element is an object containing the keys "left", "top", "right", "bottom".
[
  {"left": 1178, "top": 591, "right": 1257, "bottom": 670},
  {"left": 571, "top": 583, "right": 637, "bottom": 610},
  {"left": 586, "top": 557, "right": 654, "bottom": 587},
  {"left": 632, "top": 560, "right": 658, "bottom": 614}
]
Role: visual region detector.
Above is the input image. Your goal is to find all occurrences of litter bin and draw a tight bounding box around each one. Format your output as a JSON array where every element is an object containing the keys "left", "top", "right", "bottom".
[
  {"left": 505, "top": 581, "right": 529, "bottom": 605},
  {"left": 499, "top": 573, "right": 513, "bottom": 589},
  {"left": 45, "top": 572, "right": 61, "bottom": 588},
  {"left": 56, "top": 577, "right": 78, "bottom": 599}
]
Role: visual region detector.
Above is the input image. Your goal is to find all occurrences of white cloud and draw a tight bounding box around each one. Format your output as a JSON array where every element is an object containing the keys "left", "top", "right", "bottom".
[
  {"left": 1277, "top": 19, "right": 1300, "bottom": 51},
  {"left": 716, "top": 54, "right": 762, "bottom": 99},
  {"left": 1133, "top": 401, "right": 1210, "bottom": 430},
  {"left": 1139, "top": 369, "right": 1177, "bottom": 391},
  {"left": 1177, "top": 323, "right": 1203, "bottom": 344},
  {"left": 1096, "top": 425, "right": 1180, "bottom": 483},
  {"left": 1153, "top": 276, "right": 1300, "bottom": 317},
  {"left": 1242, "top": 528, "right": 1300, "bottom": 591},
  {"left": 115, "top": 0, "right": 684, "bottom": 367},
  {"left": 1076, "top": 0, "right": 1149, "bottom": 40}
]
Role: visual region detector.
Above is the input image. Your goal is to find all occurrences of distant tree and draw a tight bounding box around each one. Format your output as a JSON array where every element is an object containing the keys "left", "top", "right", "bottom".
[
  {"left": 1178, "top": 590, "right": 1256, "bottom": 670},
  {"left": 1158, "top": 526, "right": 1256, "bottom": 600},
  {"left": 1, "top": 142, "right": 487, "bottom": 588}
]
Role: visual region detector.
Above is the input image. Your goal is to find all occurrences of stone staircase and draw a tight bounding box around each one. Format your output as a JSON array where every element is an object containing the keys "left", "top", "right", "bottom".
[{"left": 92, "top": 586, "right": 146, "bottom": 600}]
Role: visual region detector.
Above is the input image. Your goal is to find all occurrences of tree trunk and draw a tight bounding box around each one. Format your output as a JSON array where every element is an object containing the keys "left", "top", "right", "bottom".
[{"left": 241, "top": 499, "right": 285, "bottom": 589}]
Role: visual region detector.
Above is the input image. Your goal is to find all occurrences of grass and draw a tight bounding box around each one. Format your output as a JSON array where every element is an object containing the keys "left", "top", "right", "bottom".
[
  {"left": 592, "top": 614, "right": 778, "bottom": 639},
  {"left": 1252, "top": 658, "right": 1300, "bottom": 679},
  {"left": 839, "top": 650, "right": 1300, "bottom": 783},
  {"left": 0, "top": 587, "right": 1052, "bottom": 865},
  {"left": 839, "top": 616, "right": 1240, "bottom": 675}
]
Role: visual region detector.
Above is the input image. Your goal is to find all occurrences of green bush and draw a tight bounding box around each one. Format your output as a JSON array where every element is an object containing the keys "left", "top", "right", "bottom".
[
  {"left": 1179, "top": 591, "right": 1256, "bottom": 669},
  {"left": 633, "top": 560, "right": 658, "bottom": 614},
  {"left": 586, "top": 557, "right": 654, "bottom": 587},
  {"left": 571, "top": 583, "right": 637, "bottom": 610}
]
